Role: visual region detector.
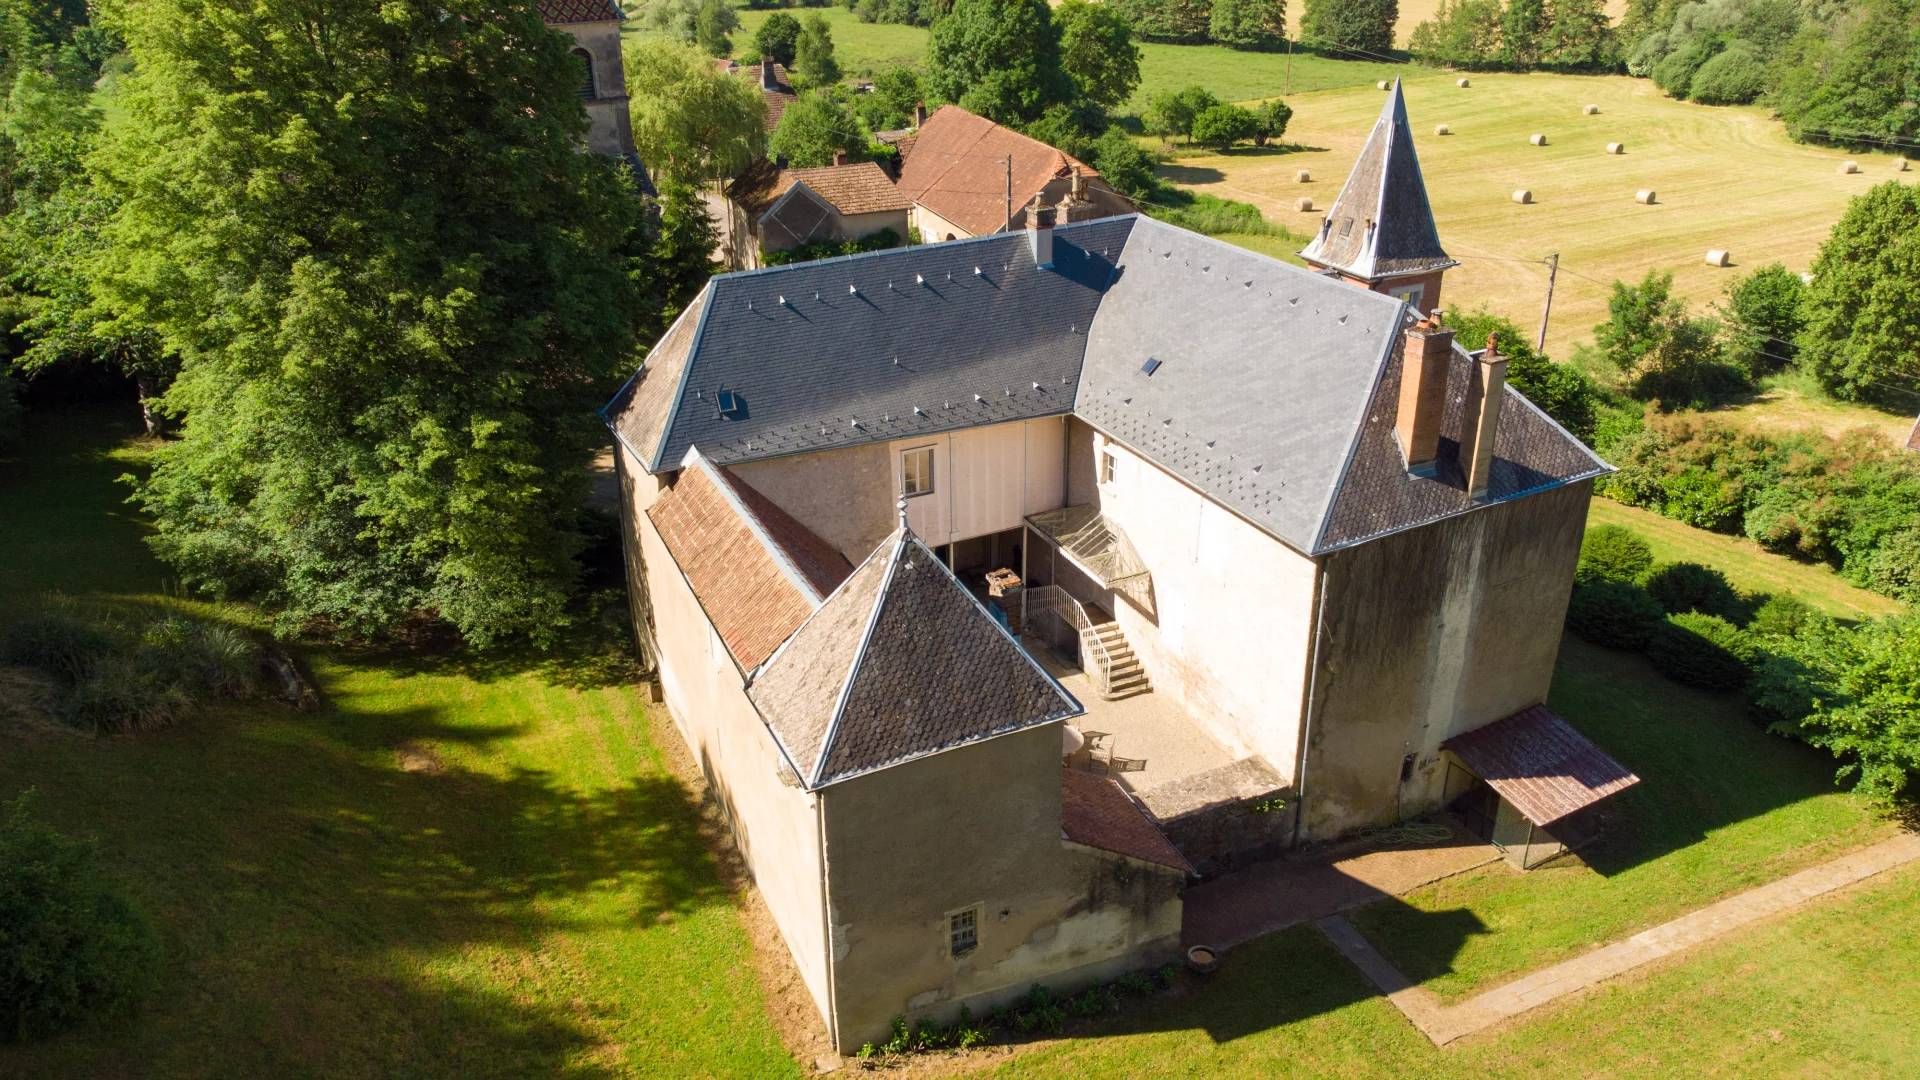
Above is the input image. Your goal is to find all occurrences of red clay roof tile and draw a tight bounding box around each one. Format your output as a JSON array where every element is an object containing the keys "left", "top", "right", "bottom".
[{"left": 1061, "top": 768, "right": 1192, "bottom": 873}]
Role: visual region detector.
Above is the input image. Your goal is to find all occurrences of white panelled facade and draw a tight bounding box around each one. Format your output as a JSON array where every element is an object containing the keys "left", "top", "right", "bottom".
[{"left": 890, "top": 417, "right": 1066, "bottom": 546}]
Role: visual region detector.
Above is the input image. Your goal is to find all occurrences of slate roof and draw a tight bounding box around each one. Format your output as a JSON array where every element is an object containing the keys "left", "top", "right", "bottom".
[
  {"left": 1300, "top": 81, "right": 1456, "bottom": 281},
  {"left": 1061, "top": 769, "right": 1193, "bottom": 873},
  {"left": 749, "top": 528, "right": 1082, "bottom": 789},
  {"left": 603, "top": 214, "right": 1608, "bottom": 556},
  {"left": 895, "top": 105, "right": 1106, "bottom": 237},
  {"left": 1444, "top": 705, "right": 1640, "bottom": 827},
  {"left": 646, "top": 453, "right": 850, "bottom": 670},
  {"left": 538, "top": 0, "right": 622, "bottom": 23}
]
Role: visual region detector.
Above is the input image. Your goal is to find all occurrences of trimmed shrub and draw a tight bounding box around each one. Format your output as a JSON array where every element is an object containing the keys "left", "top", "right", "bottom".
[
  {"left": 1, "top": 792, "right": 160, "bottom": 1043},
  {"left": 1189, "top": 103, "right": 1259, "bottom": 150},
  {"left": 1565, "top": 580, "right": 1665, "bottom": 650},
  {"left": 1747, "top": 594, "right": 1818, "bottom": 640},
  {"left": 1642, "top": 561, "right": 1747, "bottom": 623},
  {"left": 1686, "top": 41, "right": 1768, "bottom": 105},
  {"left": 1646, "top": 612, "right": 1753, "bottom": 691},
  {"left": 1576, "top": 525, "right": 1654, "bottom": 585}
]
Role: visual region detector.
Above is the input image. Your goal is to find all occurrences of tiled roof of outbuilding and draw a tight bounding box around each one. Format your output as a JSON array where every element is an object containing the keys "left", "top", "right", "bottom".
[
  {"left": 538, "top": 0, "right": 622, "bottom": 23},
  {"left": 1444, "top": 706, "right": 1640, "bottom": 827},
  {"left": 895, "top": 105, "right": 1106, "bottom": 237},
  {"left": 776, "top": 163, "right": 912, "bottom": 216},
  {"left": 1061, "top": 769, "right": 1192, "bottom": 873},
  {"left": 749, "top": 529, "right": 1082, "bottom": 789},
  {"left": 1300, "top": 81, "right": 1455, "bottom": 281}
]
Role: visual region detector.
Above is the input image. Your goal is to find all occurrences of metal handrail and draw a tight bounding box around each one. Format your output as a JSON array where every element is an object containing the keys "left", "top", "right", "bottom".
[{"left": 1027, "top": 585, "right": 1115, "bottom": 695}]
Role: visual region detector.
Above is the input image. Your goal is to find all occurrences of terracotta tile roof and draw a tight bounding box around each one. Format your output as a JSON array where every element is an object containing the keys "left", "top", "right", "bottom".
[
  {"left": 775, "top": 163, "right": 911, "bottom": 216},
  {"left": 1443, "top": 706, "right": 1640, "bottom": 828},
  {"left": 645, "top": 453, "right": 849, "bottom": 671},
  {"left": 713, "top": 467, "right": 852, "bottom": 598},
  {"left": 538, "top": 0, "right": 622, "bottom": 24},
  {"left": 895, "top": 105, "right": 1101, "bottom": 236},
  {"left": 714, "top": 61, "right": 796, "bottom": 131},
  {"left": 750, "top": 529, "right": 1082, "bottom": 788},
  {"left": 1061, "top": 768, "right": 1193, "bottom": 873}
]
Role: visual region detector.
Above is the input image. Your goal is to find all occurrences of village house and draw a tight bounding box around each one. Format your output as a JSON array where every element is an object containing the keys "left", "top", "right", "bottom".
[
  {"left": 716, "top": 157, "right": 912, "bottom": 270},
  {"left": 894, "top": 104, "right": 1137, "bottom": 242},
  {"left": 716, "top": 59, "right": 800, "bottom": 133},
  {"left": 602, "top": 83, "right": 1634, "bottom": 1052}
]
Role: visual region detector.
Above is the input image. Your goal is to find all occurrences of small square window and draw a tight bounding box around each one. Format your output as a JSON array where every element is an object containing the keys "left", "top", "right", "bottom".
[
  {"left": 1100, "top": 449, "right": 1117, "bottom": 485},
  {"left": 948, "top": 907, "right": 979, "bottom": 958},
  {"left": 901, "top": 446, "right": 935, "bottom": 498}
]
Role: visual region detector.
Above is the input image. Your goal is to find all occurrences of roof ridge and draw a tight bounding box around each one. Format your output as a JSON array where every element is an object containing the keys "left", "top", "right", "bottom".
[
  {"left": 807, "top": 530, "right": 906, "bottom": 788},
  {"left": 693, "top": 452, "right": 828, "bottom": 603},
  {"left": 1309, "top": 301, "right": 1414, "bottom": 554}
]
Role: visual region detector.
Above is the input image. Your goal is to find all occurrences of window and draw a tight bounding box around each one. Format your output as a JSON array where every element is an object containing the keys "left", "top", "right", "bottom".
[
  {"left": 947, "top": 906, "right": 979, "bottom": 958},
  {"left": 572, "top": 48, "right": 596, "bottom": 100},
  {"left": 1100, "top": 448, "right": 1116, "bottom": 485},
  {"left": 1391, "top": 283, "right": 1426, "bottom": 312},
  {"left": 901, "top": 446, "right": 934, "bottom": 498},
  {"left": 1339, "top": 217, "right": 1353, "bottom": 238}
]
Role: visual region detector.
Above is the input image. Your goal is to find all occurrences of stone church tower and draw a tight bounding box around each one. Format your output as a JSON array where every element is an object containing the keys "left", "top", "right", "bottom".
[
  {"left": 1300, "top": 80, "right": 1456, "bottom": 315},
  {"left": 540, "top": 0, "right": 652, "bottom": 190}
]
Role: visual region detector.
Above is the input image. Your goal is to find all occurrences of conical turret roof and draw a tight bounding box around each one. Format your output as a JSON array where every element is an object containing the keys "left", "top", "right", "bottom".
[{"left": 1300, "top": 80, "right": 1456, "bottom": 281}]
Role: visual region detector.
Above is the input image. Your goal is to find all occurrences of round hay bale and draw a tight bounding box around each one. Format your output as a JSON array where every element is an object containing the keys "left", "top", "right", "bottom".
[
  {"left": 1377, "top": 80, "right": 1391, "bottom": 91},
  {"left": 1457, "top": 77, "right": 1471, "bottom": 88},
  {"left": 1583, "top": 104, "right": 1600, "bottom": 115},
  {"left": 1295, "top": 197, "right": 1314, "bottom": 212},
  {"left": 1512, "top": 189, "right": 1533, "bottom": 204},
  {"left": 1897, "top": 157, "right": 1912, "bottom": 172},
  {"left": 1705, "top": 249, "right": 1731, "bottom": 267},
  {"left": 1295, "top": 169, "right": 1312, "bottom": 183},
  {"left": 1606, "top": 142, "right": 1625, "bottom": 155},
  {"left": 1529, "top": 133, "right": 1548, "bottom": 146},
  {"left": 1635, "top": 189, "right": 1657, "bottom": 204},
  {"left": 1434, "top": 123, "right": 1451, "bottom": 136},
  {"left": 1839, "top": 160, "right": 1860, "bottom": 174}
]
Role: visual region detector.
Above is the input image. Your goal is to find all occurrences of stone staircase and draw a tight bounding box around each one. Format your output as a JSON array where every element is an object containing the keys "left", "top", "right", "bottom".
[{"left": 1082, "top": 615, "right": 1150, "bottom": 701}]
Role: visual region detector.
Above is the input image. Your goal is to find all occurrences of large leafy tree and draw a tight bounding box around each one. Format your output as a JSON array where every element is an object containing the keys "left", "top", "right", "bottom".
[
  {"left": 93, "top": 0, "right": 657, "bottom": 647},
  {"left": 694, "top": 0, "right": 739, "bottom": 56},
  {"left": 1797, "top": 182, "right": 1920, "bottom": 408},
  {"left": 769, "top": 90, "right": 867, "bottom": 166},
  {"left": 1057, "top": 0, "right": 1141, "bottom": 110},
  {"left": 1770, "top": 0, "right": 1917, "bottom": 143},
  {"left": 1209, "top": 0, "right": 1288, "bottom": 49},
  {"left": 926, "top": 0, "right": 1073, "bottom": 125},
  {"left": 1301, "top": 0, "right": 1399, "bottom": 56},
  {"left": 1592, "top": 271, "right": 1742, "bottom": 409},
  {"left": 753, "top": 11, "right": 801, "bottom": 67},
  {"left": 792, "top": 12, "right": 841, "bottom": 87},
  {"left": 625, "top": 37, "right": 766, "bottom": 182}
]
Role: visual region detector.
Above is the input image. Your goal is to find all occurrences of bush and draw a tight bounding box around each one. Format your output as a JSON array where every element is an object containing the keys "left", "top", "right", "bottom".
[
  {"left": 1091, "top": 127, "right": 1160, "bottom": 200},
  {"left": 1647, "top": 612, "right": 1754, "bottom": 690},
  {"left": 1189, "top": 103, "right": 1260, "bottom": 150},
  {"left": 0, "top": 607, "right": 263, "bottom": 736},
  {"left": 1566, "top": 579, "right": 1666, "bottom": 649},
  {"left": 1642, "top": 561, "right": 1747, "bottom": 623},
  {"left": 1252, "top": 98, "right": 1292, "bottom": 146},
  {"left": 1576, "top": 525, "right": 1654, "bottom": 585},
  {"left": 1, "top": 792, "right": 160, "bottom": 1043},
  {"left": 1686, "top": 41, "right": 1768, "bottom": 104},
  {"left": 1747, "top": 594, "right": 1818, "bottom": 640}
]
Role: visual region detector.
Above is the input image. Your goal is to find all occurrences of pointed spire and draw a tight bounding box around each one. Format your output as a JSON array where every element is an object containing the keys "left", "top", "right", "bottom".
[{"left": 1300, "top": 79, "right": 1456, "bottom": 283}]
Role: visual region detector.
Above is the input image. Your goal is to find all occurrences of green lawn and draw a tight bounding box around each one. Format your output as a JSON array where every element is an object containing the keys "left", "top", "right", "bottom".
[
  {"left": 0, "top": 411, "right": 795, "bottom": 1079},
  {"left": 724, "top": 9, "right": 1428, "bottom": 110},
  {"left": 1347, "top": 635, "right": 1892, "bottom": 1004},
  {"left": 1586, "top": 498, "right": 1904, "bottom": 622},
  {"left": 993, "top": 860, "right": 1920, "bottom": 1077}
]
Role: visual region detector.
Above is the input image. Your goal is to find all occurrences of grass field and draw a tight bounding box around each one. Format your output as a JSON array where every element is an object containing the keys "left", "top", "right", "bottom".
[
  {"left": 0, "top": 411, "right": 795, "bottom": 1079},
  {"left": 1586, "top": 498, "right": 1904, "bottom": 621},
  {"left": 1167, "top": 71, "right": 1920, "bottom": 359}
]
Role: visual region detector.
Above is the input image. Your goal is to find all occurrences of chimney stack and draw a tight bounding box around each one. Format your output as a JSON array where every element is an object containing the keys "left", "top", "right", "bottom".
[
  {"left": 1026, "top": 201, "right": 1056, "bottom": 269},
  {"left": 762, "top": 62, "right": 779, "bottom": 91},
  {"left": 1396, "top": 316, "right": 1454, "bottom": 475},
  {"left": 832, "top": 149, "right": 849, "bottom": 167},
  {"left": 1459, "top": 333, "right": 1508, "bottom": 499},
  {"left": 913, "top": 101, "right": 928, "bottom": 127}
]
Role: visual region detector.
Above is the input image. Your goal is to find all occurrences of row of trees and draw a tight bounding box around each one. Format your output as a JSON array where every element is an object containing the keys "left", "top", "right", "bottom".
[
  {"left": 1108, "top": 0, "right": 1400, "bottom": 56},
  {"left": 2, "top": 0, "right": 719, "bottom": 647},
  {"left": 1408, "top": 0, "right": 1618, "bottom": 70},
  {"left": 1569, "top": 526, "right": 1920, "bottom": 802}
]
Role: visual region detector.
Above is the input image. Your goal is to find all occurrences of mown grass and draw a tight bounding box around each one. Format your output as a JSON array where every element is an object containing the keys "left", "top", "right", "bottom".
[
  {"left": 1586, "top": 498, "right": 1904, "bottom": 621},
  {"left": 1346, "top": 635, "right": 1892, "bottom": 1004},
  {"left": 0, "top": 409, "right": 795, "bottom": 1079},
  {"left": 993, "top": 859, "right": 1920, "bottom": 1077}
]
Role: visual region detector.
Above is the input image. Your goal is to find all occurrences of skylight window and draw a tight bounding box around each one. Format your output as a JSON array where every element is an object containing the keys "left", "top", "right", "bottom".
[{"left": 1140, "top": 358, "right": 1162, "bottom": 377}]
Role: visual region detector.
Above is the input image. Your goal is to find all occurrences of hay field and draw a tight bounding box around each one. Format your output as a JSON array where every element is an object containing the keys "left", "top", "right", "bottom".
[{"left": 1166, "top": 71, "right": 1918, "bottom": 357}]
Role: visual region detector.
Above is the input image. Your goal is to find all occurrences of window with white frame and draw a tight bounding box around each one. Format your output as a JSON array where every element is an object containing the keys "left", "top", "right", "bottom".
[
  {"left": 947, "top": 906, "right": 979, "bottom": 958},
  {"left": 1099, "top": 448, "right": 1117, "bottom": 484},
  {"left": 1391, "top": 283, "right": 1426, "bottom": 311},
  {"left": 901, "top": 446, "right": 935, "bottom": 498}
]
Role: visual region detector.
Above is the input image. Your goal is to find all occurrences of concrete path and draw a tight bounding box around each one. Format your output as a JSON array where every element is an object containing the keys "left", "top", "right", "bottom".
[{"left": 1318, "top": 832, "right": 1920, "bottom": 1046}]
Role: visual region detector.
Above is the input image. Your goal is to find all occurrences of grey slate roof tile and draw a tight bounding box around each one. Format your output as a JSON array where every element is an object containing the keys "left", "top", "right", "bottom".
[{"left": 1300, "top": 81, "right": 1456, "bottom": 281}]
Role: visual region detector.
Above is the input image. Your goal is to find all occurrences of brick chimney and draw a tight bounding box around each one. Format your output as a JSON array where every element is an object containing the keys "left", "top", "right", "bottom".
[
  {"left": 762, "top": 62, "right": 780, "bottom": 91},
  {"left": 832, "top": 149, "right": 849, "bottom": 166},
  {"left": 1026, "top": 201, "right": 1056, "bottom": 269},
  {"left": 1396, "top": 316, "right": 1454, "bottom": 475},
  {"left": 1056, "top": 166, "right": 1092, "bottom": 223},
  {"left": 1459, "top": 333, "right": 1508, "bottom": 499},
  {"left": 913, "top": 101, "right": 928, "bottom": 127}
]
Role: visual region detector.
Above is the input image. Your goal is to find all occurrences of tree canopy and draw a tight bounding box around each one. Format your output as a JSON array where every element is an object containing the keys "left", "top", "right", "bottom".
[
  {"left": 1056, "top": 0, "right": 1142, "bottom": 111},
  {"left": 1797, "top": 182, "right": 1920, "bottom": 408},
  {"left": 1301, "top": 0, "right": 1399, "bottom": 56},
  {"left": 94, "top": 0, "right": 661, "bottom": 646},
  {"left": 753, "top": 11, "right": 802, "bottom": 67},
  {"left": 1208, "top": 0, "right": 1288, "bottom": 50},
  {"left": 769, "top": 90, "right": 868, "bottom": 167},
  {"left": 792, "top": 12, "right": 842, "bottom": 87},
  {"left": 625, "top": 38, "right": 767, "bottom": 183},
  {"left": 926, "top": 0, "right": 1074, "bottom": 125}
]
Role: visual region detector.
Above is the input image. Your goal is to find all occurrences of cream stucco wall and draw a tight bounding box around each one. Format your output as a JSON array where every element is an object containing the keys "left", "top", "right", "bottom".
[
  {"left": 820, "top": 725, "right": 1183, "bottom": 1052},
  {"left": 729, "top": 441, "right": 897, "bottom": 562},
  {"left": 623, "top": 445, "right": 834, "bottom": 1027},
  {"left": 911, "top": 203, "right": 976, "bottom": 243},
  {"left": 1063, "top": 419, "right": 1320, "bottom": 778}
]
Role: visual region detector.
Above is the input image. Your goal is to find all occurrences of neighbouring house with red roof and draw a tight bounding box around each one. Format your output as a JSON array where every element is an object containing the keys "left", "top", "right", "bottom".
[
  {"left": 716, "top": 158, "right": 912, "bottom": 269},
  {"left": 895, "top": 105, "right": 1137, "bottom": 241},
  {"left": 715, "top": 59, "right": 799, "bottom": 133},
  {"left": 600, "top": 82, "right": 1636, "bottom": 1052},
  {"left": 539, "top": 0, "right": 652, "bottom": 190}
]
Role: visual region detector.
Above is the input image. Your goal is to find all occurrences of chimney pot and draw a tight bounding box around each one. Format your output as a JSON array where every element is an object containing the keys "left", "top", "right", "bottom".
[
  {"left": 762, "top": 62, "right": 779, "bottom": 91},
  {"left": 913, "top": 101, "right": 928, "bottom": 127},
  {"left": 1396, "top": 322, "right": 1454, "bottom": 475},
  {"left": 1026, "top": 201, "right": 1056, "bottom": 268},
  {"left": 1460, "top": 346, "right": 1508, "bottom": 499}
]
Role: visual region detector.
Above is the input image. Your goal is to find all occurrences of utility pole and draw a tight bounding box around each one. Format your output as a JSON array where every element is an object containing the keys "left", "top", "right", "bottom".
[
  {"left": 1537, "top": 252, "right": 1559, "bottom": 352},
  {"left": 1284, "top": 37, "right": 1293, "bottom": 97},
  {"left": 1004, "top": 156, "right": 1013, "bottom": 231}
]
